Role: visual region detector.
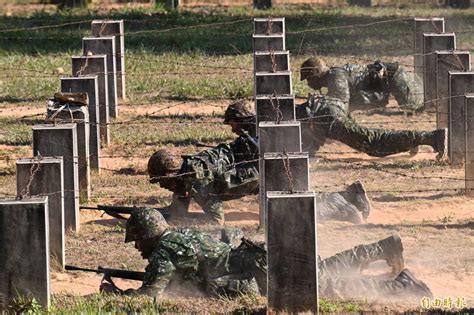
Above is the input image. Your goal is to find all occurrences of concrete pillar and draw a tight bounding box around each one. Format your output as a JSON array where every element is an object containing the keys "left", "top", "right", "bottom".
[
  {"left": 253, "top": 18, "right": 284, "bottom": 35},
  {"left": 348, "top": 0, "right": 371, "bottom": 6},
  {"left": 253, "top": 35, "right": 285, "bottom": 52},
  {"left": 436, "top": 51, "right": 471, "bottom": 129},
  {"left": 32, "top": 124, "right": 79, "bottom": 232},
  {"left": 263, "top": 152, "right": 309, "bottom": 192},
  {"left": 414, "top": 18, "right": 445, "bottom": 81},
  {"left": 90, "top": 20, "right": 125, "bottom": 100},
  {"left": 465, "top": 94, "right": 474, "bottom": 196},
  {"left": 266, "top": 191, "right": 318, "bottom": 313},
  {"left": 254, "top": 0, "right": 272, "bottom": 9},
  {"left": 46, "top": 103, "right": 90, "bottom": 200},
  {"left": 0, "top": 197, "right": 50, "bottom": 308},
  {"left": 165, "top": 0, "right": 179, "bottom": 8},
  {"left": 258, "top": 121, "right": 302, "bottom": 154},
  {"left": 423, "top": 33, "right": 456, "bottom": 109},
  {"left": 61, "top": 76, "right": 101, "bottom": 172},
  {"left": 72, "top": 55, "right": 110, "bottom": 145},
  {"left": 448, "top": 71, "right": 474, "bottom": 164},
  {"left": 256, "top": 95, "right": 295, "bottom": 124},
  {"left": 16, "top": 157, "right": 64, "bottom": 267},
  {"left": 254, "top": 51, "right": 290, "bottom": 72},
  {"left": 255, "top": 71, "right": 292, "bottom": 95},
  {"left": 82, "top": 37, "right": 118, "bottom": 118}
]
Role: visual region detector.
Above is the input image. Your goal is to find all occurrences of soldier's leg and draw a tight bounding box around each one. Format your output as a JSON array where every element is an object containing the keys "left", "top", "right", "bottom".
[
  {"left": 316, "top": 192, "right": 364, "bottom": 224},
  {"left": 207, "top": 276, "right": 260, "bottom": 297},
  {"left": 201, "top": 196, "right": 225, "bottom": 225},
  {"left": 328, "top": 115, "right": 447, "bottom": 158},
  {"left": 388, "top": 66, "right": 424, "bottom": 112},
  {"left": 320, "top": 234, "right": 404, "bottom": 277},
  {"left": 339, "top": 180, "right": 371, "bottom": 220},
  {"left": 327, "top": 269, "right": 433, "bottom": 301}
]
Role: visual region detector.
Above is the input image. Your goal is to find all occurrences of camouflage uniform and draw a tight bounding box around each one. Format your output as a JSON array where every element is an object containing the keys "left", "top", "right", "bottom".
[
  {"left": 318, "top": 235, "right": 432, "bottom": 300},
  {"left": 128, "top": 228, "right": 266, "bottom": 297},
  {"left": 318, "top": 62, "right": 423, "bottom": 112},
  {"left": 296, "top": 94, "right": 441, "bottom": 157},
  {"left": 169, "top": 134, "right": 259, "bottom": 222}
]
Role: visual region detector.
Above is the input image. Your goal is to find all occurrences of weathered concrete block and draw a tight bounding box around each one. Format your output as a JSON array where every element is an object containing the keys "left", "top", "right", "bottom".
[
  {"left": 448, "top": 71, "right": 474, "bottom": 164},
  {"left": 32, "top": 124, "right": 79, "bottom": 232},
  {"left": 72, "top": 55, "right": 110, "bottom": 145},
  {"left": 348, "top": 0, "right": 371, "bottom": 6},
  {"left": 256, "top": 95, "right": 295, "bottom": 124},
  {"left": 465, "top": 94, "right": 474, "bottom": 196},
  {"left": 254, "top": 51, "right": 290, "bottom": 72},
  {"left": 82, "top": 36, "right": 118, "bottom": 118},
  {"left": 414, "top": 17, "right": 445, "bottom": 81},
  {"left": 0, "top": 197, "right": 50, "bottom": 308},
  {"left": 253, "top": 0, "right": 272, "bottom": 10},
  {"left": 253, "top": 35, "right": 285, "bottom": 52},
  {"left": 165, "top": 0, "right": 179, "bottom": 7},
  {"left": 16, "top": 157, "right": 64, "bottom": 267},
  {"left": 46, "top": 103, "right": 90, "bottom": 200},
  {"left": 258, "top": 121, "right": 302, "bottom": 154},
  {"left": 266, "top": 191, "right": 318, "bottom": 313},
  {"left": 423, "top": 33, "right": 456, "bottom": 109},
  {"left": 255, "top": 71, "right": 292, "bottom": 95},
  {"left": 61, "top": 76, "right": 101, "bottom": 172},
  {"left": 91, "top": 20, "right": 125, "bottom": 100},
  {"left": 254, "top": 18, "right": 284, "bottom": 35},
  {"left": 436, "top": 51, "right": 471, "bottom": 129}
]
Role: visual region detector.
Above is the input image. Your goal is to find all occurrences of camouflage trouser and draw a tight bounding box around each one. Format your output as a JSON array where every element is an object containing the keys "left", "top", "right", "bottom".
[
  {"left": 319, "top": 238, "right": 406, "bottom": 300},
  {"left": 317, "top": 192, "right": 363, "bottom": 224},
  {"left": 314, "top": 104, "right": 434, "bottom": 157},
  {"left": 389, "top": 66, "right": 424, "bottom": 112},
  {"left": 207, "top": 240, "right": 267, "bottom": 297}
]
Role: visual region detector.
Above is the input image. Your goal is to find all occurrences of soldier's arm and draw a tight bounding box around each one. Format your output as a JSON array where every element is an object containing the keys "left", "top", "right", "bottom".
[{"left": 123, "top": 251, "right": 175, "bottom": 297}]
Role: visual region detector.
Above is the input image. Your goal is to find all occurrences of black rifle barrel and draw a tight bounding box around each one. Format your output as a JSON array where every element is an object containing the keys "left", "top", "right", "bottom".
[
  {"left": 79, "top": 205, "right": 170, "bottom": 219},
  {"left": 65, "top": 265, "right": 145, "bottom": 281}
]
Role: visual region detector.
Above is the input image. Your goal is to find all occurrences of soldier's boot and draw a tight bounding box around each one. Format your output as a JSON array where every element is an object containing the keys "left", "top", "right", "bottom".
[
  {"left": 342, "top": 180, "right": 371, "bottom": 221},
  {"left": 377, "top": 234, "right": 405, "bottom": 275},
  {"left": 394, "top": 269, "right": 433, "bottom": 299},
  {"left": 417, "top": 128, "right": 448, "bottom": 160}
]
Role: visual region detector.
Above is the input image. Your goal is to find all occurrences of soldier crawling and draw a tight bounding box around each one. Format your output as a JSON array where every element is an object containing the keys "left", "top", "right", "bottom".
[
  {"left": 100, "top": 209, "right": 433, "bottom": 302},
  {"left": 300, "top": 56, "right": 423, "bottom": 113},
  {"left": 148, "top": 101, "right": 371, "bottom": 225}
]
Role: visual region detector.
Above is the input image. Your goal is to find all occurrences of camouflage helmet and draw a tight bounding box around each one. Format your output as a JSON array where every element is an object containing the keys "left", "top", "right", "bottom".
[
  {"left": 125, "top": 208, "right": 169, "bottom": 243},
  {"left": 147, "top": 149, "right": 181, "bottom": 184},
  {"left": 300, "top": 57, "right": 329, "bottom": 81},
  {"left": 224, "top": 100, "right": 254, "bottom": 124}
]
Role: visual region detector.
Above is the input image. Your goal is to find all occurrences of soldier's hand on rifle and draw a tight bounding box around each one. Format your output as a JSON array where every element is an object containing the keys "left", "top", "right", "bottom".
[{"left": 99, "top": 274, "right": 123, "bottom": 295}]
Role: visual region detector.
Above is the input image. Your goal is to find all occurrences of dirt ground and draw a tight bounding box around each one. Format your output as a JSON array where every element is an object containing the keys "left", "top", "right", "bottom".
[{"left": 1, "top": 97, "right": 473, "bottom": 312}]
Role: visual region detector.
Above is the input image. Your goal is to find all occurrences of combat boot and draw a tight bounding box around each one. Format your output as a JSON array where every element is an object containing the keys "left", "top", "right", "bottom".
[
  {"left": 342, "top": 180, "right": 371, "bottom": 220},
  {"left": 378, "top": 234, "right": 405, "bottom": 275},
  {"left": 394, "top": 269, "right": 433, "bottom": 299}
]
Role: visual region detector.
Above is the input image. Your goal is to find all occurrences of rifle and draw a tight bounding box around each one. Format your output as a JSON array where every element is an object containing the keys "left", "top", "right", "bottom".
[
  {"left": 65, "top": 265, "right": 145, "bottom": 281},
  {"left": 80, "top": 205, "right": 170, "bottom": 220}
]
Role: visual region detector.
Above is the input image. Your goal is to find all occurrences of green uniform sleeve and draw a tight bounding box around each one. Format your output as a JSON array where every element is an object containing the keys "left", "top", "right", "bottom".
[{"left": 327, "top": 69, "right": 351, "bottom": 105}]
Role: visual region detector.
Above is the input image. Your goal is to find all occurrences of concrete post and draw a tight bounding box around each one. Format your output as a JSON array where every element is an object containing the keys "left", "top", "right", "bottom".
[
  {"left": 16, "top": 157, "right": 64, "bottom": 268},
  {"left": 258, "top": 121, "right": 302, "bottom": 154},
  {"left": 255, "top": 95, "right": 295, "bottom": 124},
  {"left": 253, "top": 35, "right": 285, "bottom": 52},
  {"left": 266, "top": 191, "right": 318, "bottom": 313},
  {"left": 448, "top": 72, "right": 474, "bottom": 164},
  {"left": 435, "top": 51, "right": 471, "bottom": 129},
  {"left": 254, "top": 51, "right": 290, "bottom": 73},
  {"left": 61, "top": 76, "right": 101, "bottom": 172},
  {"left": 414, "top": 18, "right": 445, "bottom": 82},
  {"left": 423, "top": 33, "right": 456, "bottom": 109},
  {"left": 165, "top": 0, "right": 179, "bottom": 8},
  {"left": 0, "top": 197, "right": 50, "bottom": 308},
  {"left": 72, "top": 55, "right": 110, "bottom": 145},
  {"left": 32, "top": 124, "right": 79, "bottom": 232},
  {"left": 465, "top": 94, "right": 474, "bottom": 196},
  {"left": 254, "top": 0, "right": 272, "bottom": 9},
  {"left": 82, "top": 36, "right": 118, "bottom": 118},
  {"left": 263, "top": 152, "right": 309, "bottom": 192},
  {"left": 253, "top": 18, "right": 284, "bottom": 35},
  {"left": 255, "top": 71, "right": 292, "bottom": 95},
  {"left": 90, "top": 20, "right": 125, "bottom": 100},
  {"left": 46, "top": 103, "right": 90, "bottom": 200}
]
